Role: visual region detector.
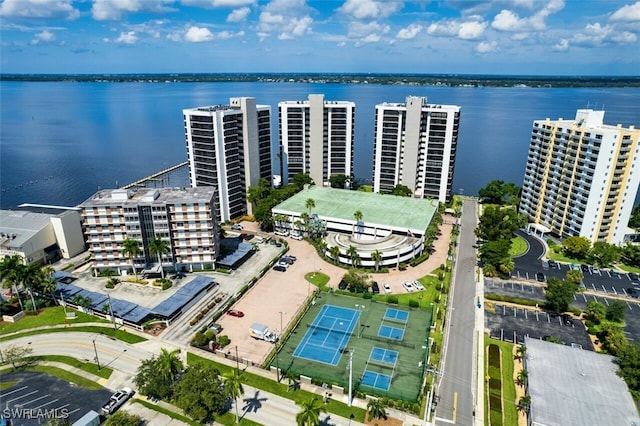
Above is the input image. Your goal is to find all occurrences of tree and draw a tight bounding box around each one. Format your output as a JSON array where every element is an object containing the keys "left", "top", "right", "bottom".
[
  {"left": 295, "top": 396, "right": 326, "bottom": 426},
  {"left": 353, "top": 210, "right": 363, "bottom": 238},
  {"left": 562, "top": 236, "right": 591, "bottom": 259},
  {"left": 517, "top": 395, "right": 531, "bottom": 414},
  {"left": 615, "top": 342, "right": 640, "bottom": 399},
  {"left": 247, "top": 178, "right": 272, "bottom": 205},
  {"left": 22, "top": 263, "right": 42, "bottom": 311},
  {"left": 544, "top": 277, "right": 578, "bottom": 313},
  {"left": 479, "top": 239, "right": 512, "bottom": 271},
  {"left": 341, "top": 269, "right": 370, "bottom": 293},
  {"left": 147, "top": 237, "right": 170, "bottom": 278},
  {"left": 478, "top": 180, "right": 520, "bottom": 205},
  {"left": 391, "top": 184, "right": 412, "bottom": 197},
  {"left": 328, "top": 174, "right": 350, "bottom": 189},
  {"left": 4, "top": 344, "right": 33, "bottom": 370},
  {"left": 103, "top": 411, "right": 143, "bottom": 426},
  {"left": 291, "top": 173, "right": 313, "bottom": 189},
  {"left": 157, "top": 347, "right": 183, "bottom": 383},
  {"left": 606, "top": 300, "right": 627, "bottom": 323},
  {"left": 134, "top": 356, "right": 175, "bottom": 400},
  {"left": 0, "top": 254, "right": 26, "bottom": 310},
  {"left": 565, "top": 269, "right": 584, "bottom": 285},
  {"left": 589, "top": 241, "right": 620, "bottom": 267},
  {"left": 305, "top": 198, "right": 315, "bottom": 215},
  {"left": 173, "top": 363, "right": 227, "bottom": 423},
  {"left": 122, "top": 238, "right": 142, "bottom": 279},
  {"left": 346, "top": 245, "right": 361, "bottom": 268},
  {"left": 629, "top": 205, "right": 640, "bottom": 231},
  {"left": 371, "top": 250, "right": 383, "bottom": 272},
  {"left": 515, "top": 345, "right": 527, "bottom": 361},
  {"left": 329, "top": 245, "right": 340, "bottom": 263},
  {"left": 366, "top": 398, "right": 387, "bottom": 421},
  {"left": 599, "top": 323, "right": 627, "bottom": 356},
  {"left": 621, "top": 244, "right": 640, "bottom": 268},
  {"left": 476, "top": 205, "right": 526, "bottom": 242},
  {"left": 586, "top": 300, "right": 606, "bottom": 324},
  {"left": 224, "top": 369, "right": 244, "bottom": 423},
  {"left": 307, "top": 217, "right": 326, "bottom": 239},
  {"left": 516, "top": 369, "right": 528, "bottom": 387}
]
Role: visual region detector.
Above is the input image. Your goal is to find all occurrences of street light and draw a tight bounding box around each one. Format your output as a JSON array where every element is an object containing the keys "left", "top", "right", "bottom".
[{"left": 277, "top": 311, "right": 286, "bottom": 382}]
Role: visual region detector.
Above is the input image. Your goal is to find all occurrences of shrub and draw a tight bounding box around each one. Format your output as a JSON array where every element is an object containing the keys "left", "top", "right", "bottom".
[
  {"left": 398, "top": 263, "right": 407, "bottom": 271},
  {"left": 387, "top": 295, "right": 399, "bottom": 304},
  {"left": 363, "top": 292, "right": 373, "bottom": 300},
  {"left": 191, "top": 332, "right": 208, "bottom": 347},
  {"left": 409, "top": 300, "right": 419, "bottom": 308},
  {"left": 218, "top": 335, "right": 231, "bottom": 347},
  {"left": 105, "top": 282, "right": 115, "bottom": 289}
]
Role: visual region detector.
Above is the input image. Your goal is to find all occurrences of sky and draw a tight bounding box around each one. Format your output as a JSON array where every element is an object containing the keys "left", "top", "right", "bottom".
[{"left": 1, "top": 0, "right": 639, "bottom": 75}]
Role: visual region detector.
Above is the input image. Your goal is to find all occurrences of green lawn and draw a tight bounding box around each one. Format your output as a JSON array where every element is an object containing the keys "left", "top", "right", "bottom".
[
  {"left": 0, "top": 380, "right": 18, "bottom": 390},
  {"left": 23, "top": 355, "right": 112, "bottom": 379},
  {"left": 484, "top": 337, "right": 518, "bottom": 426},
  {"left": 187, "top": 353, "right": 366, "bottom": 422},
  {"left": 0, "top": 325, "right": 147, "bottom": 344},
  {"left": 509, "top": 236, "right": 528, "bottom": 257},
  {"left": 0, "top": 306, "right": 109, "bottom": 335},
  {"left": 305, "top": 272, "right": 330, "bottom": 290}
]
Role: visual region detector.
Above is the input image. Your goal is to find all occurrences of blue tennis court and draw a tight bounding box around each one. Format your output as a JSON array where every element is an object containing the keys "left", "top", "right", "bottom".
[
  {"left": 369, "top": 347, "right": 398, "bottom": 367},
  {"left": 378, "top": 324, "right": 404, "bottom": 340},
  {"left": 361, "top": 370, "right": 392, "bottom": 391},
  {"left": 384, "top": 307, "right": 409, "bottom": 323},
  {"left": 293, "top": 305, "right": 359, "bottom": 365}
]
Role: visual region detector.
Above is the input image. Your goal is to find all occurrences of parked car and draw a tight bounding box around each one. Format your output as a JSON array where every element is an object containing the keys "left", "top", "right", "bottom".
[
  {"left": 402, "top": 281, "right": 415, "bottom": 292},
  {"left": 580, "top": 264, "right": 590, "bottom": 272},
  {"left": 290, "top": 234, "right": 303, "bottom": 240},
  {"left": 610, "top": 270, "right": 621, "bottom": 278},
  {"left": 273, "top": 265, "right": 287, "bottom": 272},
  {"left": 413, "top": 280, "right": 425, "bottom": 291},
  {"left": 627, "top": 288, "right": 639, "bottom": 298},
  {"left": 238, "top": 233, "right": 248, "bottom": 240},
  {"left": 277, "top": 261, "right": 290, "bottom": 269},
  {"left": 284, "top": 255, "right": 297, "bottom": 261},
  {"left": 371, "top": 282, "right": 380, "bottom": 294},
  {"left": 274, "top": 230, "right": 289, "bottom": 237},
  {"left": 535, "top": 272, "right": 546, "bottom": 282},
  {"left": 630, "top": 272, "right": 640, "bottom": 281},
  {"left": 279, "top": 257, "right": 294, "bottom": 265},
  {"left": 227, "top": 310, "right": 245, "bottom": 317},
  {"left": 208, "top": 323, "right": 223, "bottom": 334},
  {"left": 338, "top": 280, "right": 348, "bottom": 290},
  {"left": 383, "top": 283, "right": 392, "bottom": 294},
  {"left": 231, "top": 223, "right": 243, "bottom": 231},
  {"left": 570, "top": 263, "right": 581, "bottom": 271},
  {"left": 590, "top": 266, "right": 600, "bottom": 274},
  {"left": 548, "top": 260, "right": 558, "bottom": 269}
]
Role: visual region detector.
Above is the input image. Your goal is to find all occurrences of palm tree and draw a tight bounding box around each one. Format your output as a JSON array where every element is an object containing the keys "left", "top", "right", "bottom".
[
  {"left": 329, "top": 246, "right": 340, "bottom": 264},
  {"left": 224, "top": 369, "right": 245, "bottom": 423},
  {"left": 0, "top": 255, "right": 25, "bottom": 310},
  {"left": 371, "top": 250, "right": 383, "bottom": 272},
  {"left": 296, "top": 396, "right": 326, "bottom": 426},
  {"left": 353, "top": 210, "right": 363, "bottom": 238},
  {"left": 300, "top": 212, "right": 310, "bottom": 235},
  {"left": 122, "top": 238, "right": 142, "bottom": 279},
  {"left": 157, "top": 348, "right": 183, "bottom": 383},
  {"left": 515, "top": 345, "right": 527, "bottom": 361},
  {"left": 147, "top": 237, "right": 170, "bottom": 279},
  {"left": 516, "top": 369, "right": 528, "bottom": 387},
  {"left": 294, "top": 220, "right": 303, "bottom": 234},
  {"left": 346, "top": 245, "right": 360, "bottom": 268},
  {"left": 517, "top": 395, "right": 531, "bottom": 414},
  {"left": 366, "top": 398, "right": 387, "bottom": 421},
  {"left": 305, "top": 198, "right": 315, "bottom": 216},
  {"left": 22, "top": 263, "right": 42, "bottom": 311}
]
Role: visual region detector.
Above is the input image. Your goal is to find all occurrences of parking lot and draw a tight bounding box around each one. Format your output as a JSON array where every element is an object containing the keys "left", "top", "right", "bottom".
[
  {"left": 485, "top": 303, "right": 593, "bottom": 349},
  {"left": 0, "top": 371, "right": 113, "bottom": 425}
]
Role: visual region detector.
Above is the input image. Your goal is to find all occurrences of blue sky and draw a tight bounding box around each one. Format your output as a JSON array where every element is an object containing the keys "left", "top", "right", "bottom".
[{"left": 1, "top": 0, "right": 639, "bottom": 75}]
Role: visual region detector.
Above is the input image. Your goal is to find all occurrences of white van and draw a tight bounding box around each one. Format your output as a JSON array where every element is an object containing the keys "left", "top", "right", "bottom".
[{"left": 255, "top": 236, "right": 264, "bottom": 244}]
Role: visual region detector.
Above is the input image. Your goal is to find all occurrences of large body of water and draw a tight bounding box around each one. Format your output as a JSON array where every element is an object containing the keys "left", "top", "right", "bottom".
[{"left": 1, "top": 81, "right": 639, "bottom": 208}]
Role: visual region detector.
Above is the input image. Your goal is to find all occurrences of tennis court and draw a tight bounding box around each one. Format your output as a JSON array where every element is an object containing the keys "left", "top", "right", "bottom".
[
  {"left": 273, "top": 292, "right": 432, "bottom": 402},
  {"left": 293, "top": 305, "right": 360, "bottom": 365}
]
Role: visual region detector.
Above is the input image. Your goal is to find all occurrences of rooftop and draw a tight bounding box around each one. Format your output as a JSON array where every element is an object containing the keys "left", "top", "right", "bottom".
[
  {"left": 0, "top": 209, "right": 53, "bottom": 250},
  {"left": 525, "top": 336, "right": 640, "bottom": 426},
  {"left": 273, "top": 186, "right": 437, "bottom": 232},
  {"left": 78, "top": 187, "right": 216, "bottom": 207}
]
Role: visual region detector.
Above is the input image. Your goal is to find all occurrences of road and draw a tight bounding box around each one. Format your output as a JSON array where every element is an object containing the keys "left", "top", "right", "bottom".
[{"left": 435, "top": 198, "right": 478, "bottom": 426}]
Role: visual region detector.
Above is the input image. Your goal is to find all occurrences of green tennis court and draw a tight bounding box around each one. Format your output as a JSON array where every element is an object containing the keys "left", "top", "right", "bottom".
[{"left": 272, "top": 292, "right": 432, "bottom": 402}]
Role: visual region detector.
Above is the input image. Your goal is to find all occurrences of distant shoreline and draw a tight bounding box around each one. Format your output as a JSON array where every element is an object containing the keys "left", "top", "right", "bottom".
[{"left": 1, "top": 73, "right": 639, "bottom": 88}]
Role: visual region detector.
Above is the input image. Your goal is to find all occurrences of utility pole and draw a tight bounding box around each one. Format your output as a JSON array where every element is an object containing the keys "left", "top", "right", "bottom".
[
  {"left": 235, "top": 345, "right": 240, "bottom": 372},
  {"left": 92, "top": 337, "right": 101, "bottom": 371},
  {"left": 106, "top": 292, "right": 117, "bottom": 330},
  {"left": 348, "top": 350, "right": 353, "bottom": 407}
]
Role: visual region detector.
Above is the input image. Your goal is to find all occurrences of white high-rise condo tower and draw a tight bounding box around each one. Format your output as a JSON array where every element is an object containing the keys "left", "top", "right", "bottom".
[
  {"left": 371, "top": 96, "right": 460, "bottom": 203},
  {"left": 279, "top": 94, "right": 355, "bottom": 188},
  {"left": 183, "top": 97, "right": 271, "bottom": 222},
  {"left": 519, "top": 109, "right": 640, "bottom": 245}
]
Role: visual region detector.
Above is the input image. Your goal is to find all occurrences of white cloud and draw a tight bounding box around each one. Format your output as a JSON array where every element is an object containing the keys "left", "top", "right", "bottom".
[
  {"left": 227, "top": 7, "right": 251, "bottom": 22},
  {"left": 511, "top": 32, "right": 528, "bottom": 41},
  {"left": 611, "top": 31, "right": 637, "bottom": 43},
  {"left": 610, "top": 1, "right": 640, "bottom": 22},
  {"left": 347, "top": 21, "right": 390, "bottom": 39},
  {"left": 492, "top": 0, "right": 564, "bottom": 32},
  {"left": 0, "top": 0, "right": 79, "bottom": 19},
  {"left": 258, "top": 1, "right": 313, "bottom": 40},
  {"left": 166, "top": 31, "right": 182, "bottom": 42},
  {"left": 182, "top": 0, "right": 255, "bottom": 6},
  {"left": 427, "top": 19, "right": 487, "bottom": 40},
  {"left": 552, "top": 38, "right": 569, "bottom": 51},
  {"left": 116, "top": 31, "right": 137, "bottom": 44},
  {"left": 458, "top": 21, "right": 486, "bottom": 40},
  {"left": 185, "top": 26, "right": 215, "bottom": 42},
  {"left": 30, "top": 30, "right": 56, "bottom": 45},
  {"left": 396, "top": 24, "right": 422, "bottom": 40},
  {"left": 569, "top": 22, "right": 635, "bottom": 47},
  {"left": 92, "top": 0, "right": 175, "bottom": 21},
  {"left": 509, "top": 0, "right": 535, "bottom": 8},
  {"left": 475, "top": 40, "right": 497, "bottom": 53},
  {"left": 337, "top": 0, "right": 401, "bottom": 20}
]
